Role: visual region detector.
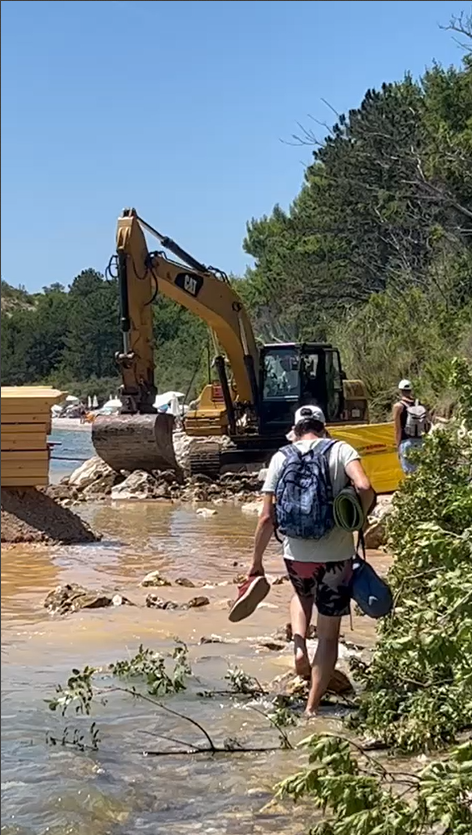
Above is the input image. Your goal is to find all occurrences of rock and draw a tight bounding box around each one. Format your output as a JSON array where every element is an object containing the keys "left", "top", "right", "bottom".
[
  {"left": 195, "top": 508, "right": 217, "bottom": 517},
  {"left": 364, "top": 495, "right": 393, "bottom": 549},
  {"left": 82, "top": 472, "right": 122, "bottom": 498},
  {"left": 199, "top": 635, "right": 225, "bottom": 644},
  {"left": 153, "top": 469, "right": 180, "bottom": 486},
  {"left": 46, "top": 483, "right": 75, "bottom": 502},
  {"left": 257, "top": 641, "right": 286, "bottom": 652},
  {"left": 111, "top": 471, "right": 159, "bottom": 500},
  {"left": 327, "top": 668, "right": 354, "bottom": 695},
  {"left": 364, "top": 518, "right": 387, "bottom": 549},
  {"left": 186, "top": 596, "right": 210, "bottom": 608},
  {"left": 241, "top": 501, "right": 263, "bottom": 516},
  {"left": 271, "top": 575, "right": 289, "bottom": 586},
  {"left": 175, "top": 577, "right": 196, "bottom": 588},
  {"left": 191, "top": 474, "right": 214, "bottom": 486},
  {"left": 68, "top": 457, "right": 116, "bottom": 490},
  {"left": 273, "top": 623, "right": 317, "bottom": 643},
  {"left": 145, "top": 594, "right": 179, "bottom": 610},
  {"left": 153, "top": 483, "right": 171, "bottom": 499},
  {"left": 270, "top": 667, "right": 354, "bottom": 697},
  {"left": 141, "top": 571, "right": 172, "bottom": 587},
  {"left": 270, "top": 672, "right": 309, "bottom": 698},
  {"left": 45, "top": 583, "right": 132, "bottom": 616}
]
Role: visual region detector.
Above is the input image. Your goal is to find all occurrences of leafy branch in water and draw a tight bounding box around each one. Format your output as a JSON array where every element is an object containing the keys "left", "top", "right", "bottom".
[
  {"left": 347, "top": 361, "right": 472, "bottom": 753},
  {"left": 224, "top": 667, "right": 264, "bottom": 696},
  {"left": 109, "top": 642, "right": 191, "bottom": 696},
  {"left": 276, "top": 734, "right": 472, "bottom": 835},
  {"left": 46, "top": 644, "right": 299, "bottom": 755}
]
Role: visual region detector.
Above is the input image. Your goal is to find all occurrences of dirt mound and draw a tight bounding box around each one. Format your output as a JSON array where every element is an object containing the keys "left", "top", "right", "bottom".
[{"left": 1, "top": 488, "right": 99, "bottom": 545}]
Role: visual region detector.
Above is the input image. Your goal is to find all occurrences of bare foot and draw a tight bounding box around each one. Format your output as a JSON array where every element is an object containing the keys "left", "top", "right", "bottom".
[
  {"left": 294, "top": 649, "right": 311, "bottom": 679},
  {"left": 304, "top": 709, "right": 318, "bottom": 719}
]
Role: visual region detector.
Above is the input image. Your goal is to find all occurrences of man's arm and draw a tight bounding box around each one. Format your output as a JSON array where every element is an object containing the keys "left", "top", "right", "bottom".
[
  {"left": 393, "top": 402, "right": 403, "bottom": 448},
  {"left": 345, "top": 459, "right": 375, "bottom": 518},
  {"left": 249, "top": 493, "right": 275, "bottom": 576}
]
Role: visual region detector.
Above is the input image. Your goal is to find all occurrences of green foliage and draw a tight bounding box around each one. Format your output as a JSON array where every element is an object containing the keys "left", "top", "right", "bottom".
[
  {"left": 109, "top": 642, "right": 191, "bottom": 696},
  {"left": 224, "top": 667, "right": 263, "bottom": 695},
  {"left": 348, "top": 364, "right": 472, "bottom": 752},
  {"left": 276, "top": 734, "right": 472, "bottom": 835},
  {"left": 48, "top": 665, "right": 96, "bottom": 716},
  {"left": 243, "top": 45, "right": 471, "bottom": 416},
  {"left": 1, "top": 272, "right": 210, "bottom": 399}
]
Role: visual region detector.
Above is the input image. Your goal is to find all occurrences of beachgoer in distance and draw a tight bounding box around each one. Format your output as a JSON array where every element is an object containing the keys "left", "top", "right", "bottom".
[
  {"left": 230, "top": 405, "right": 374, "bottom": 717},
  {"left": 393, "top": 380, "right": 430, "bottom": 474}
]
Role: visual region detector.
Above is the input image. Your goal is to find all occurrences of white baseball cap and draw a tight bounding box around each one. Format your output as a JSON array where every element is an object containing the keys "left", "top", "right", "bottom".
[
  {"left": 294, "top": 404, "right": 326, "bottom": 425},
  {"left": 398, "top": 379, "right": 412, "bottom": 390}
]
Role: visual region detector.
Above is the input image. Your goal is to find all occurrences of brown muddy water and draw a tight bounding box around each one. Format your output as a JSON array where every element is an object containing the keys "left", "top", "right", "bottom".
[{"left": 2, "top": 501, "right": 391, "bottom": 834}]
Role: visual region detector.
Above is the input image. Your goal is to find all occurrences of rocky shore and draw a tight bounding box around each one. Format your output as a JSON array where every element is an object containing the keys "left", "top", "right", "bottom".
[
  {"left": 47, "top": 455, "right": 268, "bottom": 508},
  {"left": 46, "top": 454, "right": 393, "bottom": 549}
]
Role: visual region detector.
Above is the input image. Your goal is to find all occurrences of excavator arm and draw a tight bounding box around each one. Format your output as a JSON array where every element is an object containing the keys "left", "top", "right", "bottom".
[
  {"left": 115, "top": 208, "right": 259, "bottom": 409},
  {"left": 92, "top": 208, "right": 260, "bottom": 473}
]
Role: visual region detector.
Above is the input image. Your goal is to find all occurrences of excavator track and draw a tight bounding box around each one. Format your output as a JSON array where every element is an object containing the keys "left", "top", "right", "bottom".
[
  {"left": 188, "top": 444, "right": 222, "bottom": 480},
  {"left": 92, "top": 413, "right": 179, "bottom": 474}
]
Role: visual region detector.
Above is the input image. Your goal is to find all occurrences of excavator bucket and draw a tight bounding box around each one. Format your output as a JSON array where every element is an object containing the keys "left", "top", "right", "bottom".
[{"left": 92, "top": 413, "right": 179, "bottom": 474}]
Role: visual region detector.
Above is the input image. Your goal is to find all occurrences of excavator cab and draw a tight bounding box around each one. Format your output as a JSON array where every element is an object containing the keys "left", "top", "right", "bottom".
[{"left": 259, "top": 343, "right": 348, "bottom": 434}]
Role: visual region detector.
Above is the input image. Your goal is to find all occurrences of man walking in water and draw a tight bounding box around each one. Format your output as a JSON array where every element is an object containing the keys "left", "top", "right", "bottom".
[
  {"left": 230, "top": 405, "right": 374, "bottom": 717},
  {"left": 393, "top": 379, "right": 430, "bottom": 474}
]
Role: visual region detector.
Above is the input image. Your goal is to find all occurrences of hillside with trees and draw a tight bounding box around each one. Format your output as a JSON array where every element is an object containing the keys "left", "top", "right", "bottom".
[
  {"left": 240, "top": 18, "right": 471, "bottom": 417},
  {"left": 2, "top": 17, "right": 470, "bottom": 412}
]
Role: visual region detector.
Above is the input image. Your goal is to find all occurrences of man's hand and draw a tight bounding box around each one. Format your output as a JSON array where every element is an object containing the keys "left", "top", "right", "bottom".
[{"left": 345, "top": 459, "right": 375, "bottom": 519}]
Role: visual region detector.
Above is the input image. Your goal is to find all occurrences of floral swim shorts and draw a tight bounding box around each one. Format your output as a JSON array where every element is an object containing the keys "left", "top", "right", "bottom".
[{"left": 284, "top": 558, "right": 353, "bottom": 617}]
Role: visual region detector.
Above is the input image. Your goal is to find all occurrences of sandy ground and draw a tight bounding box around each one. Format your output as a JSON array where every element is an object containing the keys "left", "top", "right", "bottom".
[{"left": 1, "top": 488, "right": 99, "bottom": 544}]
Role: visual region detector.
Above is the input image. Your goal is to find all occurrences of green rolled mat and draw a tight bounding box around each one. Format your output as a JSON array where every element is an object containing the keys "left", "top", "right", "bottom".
[{"left": 333, "top": 486, "right": 365, "bottom": 532}]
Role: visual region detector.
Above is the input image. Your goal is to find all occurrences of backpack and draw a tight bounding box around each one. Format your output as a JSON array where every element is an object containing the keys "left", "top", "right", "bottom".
[
  {"left": 403, "top": 400, "right": 428, "bottom": 438},
  {"left": 275, "top": 439, "right": 336, "bottom": 540}
]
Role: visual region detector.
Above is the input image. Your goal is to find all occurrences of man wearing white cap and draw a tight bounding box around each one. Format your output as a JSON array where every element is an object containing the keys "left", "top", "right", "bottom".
[
  {"left": 393, "top": 380, "right": 430, "bottom": 474},
  {"left": 229, "top": 404, "right": 374, "bottom": 717}
]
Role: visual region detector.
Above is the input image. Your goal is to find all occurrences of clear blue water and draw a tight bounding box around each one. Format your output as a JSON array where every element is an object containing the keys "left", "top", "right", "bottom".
[{"left": 49, "top": 428, "right": 95, "bottom": 482}]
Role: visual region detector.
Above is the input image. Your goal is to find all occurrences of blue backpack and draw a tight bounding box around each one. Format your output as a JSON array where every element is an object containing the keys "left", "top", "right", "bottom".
[{"left": 275, "top": 440, "right": 336, "bottom": 540}]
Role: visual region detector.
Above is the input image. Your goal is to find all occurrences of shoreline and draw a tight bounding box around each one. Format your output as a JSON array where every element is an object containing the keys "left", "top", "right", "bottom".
[{"left": 51, "top": 417, "right": 92, "bottom": 432}]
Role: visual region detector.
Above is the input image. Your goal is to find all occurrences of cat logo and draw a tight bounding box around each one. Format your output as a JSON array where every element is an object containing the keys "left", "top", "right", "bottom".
[
  {"left": 175, "top": 272, "right": 204, "bottom": 298},
  {"left": 184, "top": 274, "right": 198, "bottom": 295}
]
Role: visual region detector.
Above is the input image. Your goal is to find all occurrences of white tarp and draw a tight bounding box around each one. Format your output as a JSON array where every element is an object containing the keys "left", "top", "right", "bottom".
[{"left": 153, "top": 391, "right": 185, "bottom": 416}]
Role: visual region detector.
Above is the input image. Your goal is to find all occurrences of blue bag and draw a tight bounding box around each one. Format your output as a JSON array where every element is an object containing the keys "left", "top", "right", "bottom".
[
  {"left": 275, "top": 440, "right": 336, "bottom": 540},
  {"left": 350, "top": 531, "right": 393, "bottom": 619}
]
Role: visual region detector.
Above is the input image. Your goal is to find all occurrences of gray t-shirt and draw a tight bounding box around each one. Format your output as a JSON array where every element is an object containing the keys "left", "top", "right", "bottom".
[{"left": 262, "top": 438, "right": 360, "bottom": 563}]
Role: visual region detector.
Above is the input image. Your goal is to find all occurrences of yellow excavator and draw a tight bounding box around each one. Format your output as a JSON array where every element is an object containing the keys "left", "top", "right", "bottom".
[{"left": 92, "top": 209, "right": 402, "bottom": 491}]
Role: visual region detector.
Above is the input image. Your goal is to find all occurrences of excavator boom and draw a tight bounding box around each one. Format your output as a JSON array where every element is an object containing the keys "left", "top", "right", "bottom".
[{"left": 92, "top": 209, "right": 259, "bottom": 473}]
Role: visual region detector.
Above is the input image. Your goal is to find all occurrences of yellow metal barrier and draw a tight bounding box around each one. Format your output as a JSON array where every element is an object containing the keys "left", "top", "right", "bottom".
[{"left": 329, "top": 421, "right": 403, "bottom": 494}]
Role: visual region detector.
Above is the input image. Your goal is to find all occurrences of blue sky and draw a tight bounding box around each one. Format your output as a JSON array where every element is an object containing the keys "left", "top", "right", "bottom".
[{"left": 1, "top": 0, "right": 467, "bottom": 292}]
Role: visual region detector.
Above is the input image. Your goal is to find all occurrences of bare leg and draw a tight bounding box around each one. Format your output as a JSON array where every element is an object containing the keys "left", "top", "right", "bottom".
[
  {"left": 290, "top": 594, "right": 313, "bottom": 678},
  {"left": 305, "top": 613, "right": 342, "bottom": 716}
]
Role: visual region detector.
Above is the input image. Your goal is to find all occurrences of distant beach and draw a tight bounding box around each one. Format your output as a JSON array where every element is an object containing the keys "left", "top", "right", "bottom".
[{"left": 51, "top": 417, "right": 92, "bottom": 432}]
